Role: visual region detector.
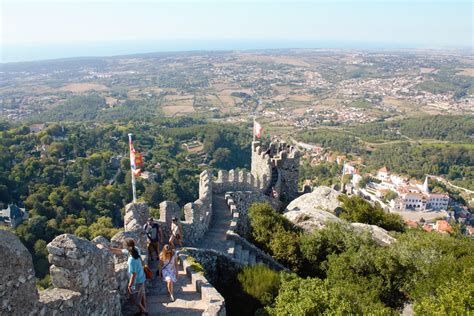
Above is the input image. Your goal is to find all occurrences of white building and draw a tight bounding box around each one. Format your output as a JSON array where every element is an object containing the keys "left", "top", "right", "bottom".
[{"left": 391, "top": 177, "right": 449, "bottom": 211}]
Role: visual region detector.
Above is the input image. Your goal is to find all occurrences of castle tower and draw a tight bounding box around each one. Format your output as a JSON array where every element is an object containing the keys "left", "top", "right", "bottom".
[{"left": 251, "top": 140, "right": 300, "bottom": 202}]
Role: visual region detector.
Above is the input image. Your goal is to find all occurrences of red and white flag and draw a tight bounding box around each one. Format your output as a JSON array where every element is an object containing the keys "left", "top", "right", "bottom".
[
  {"left": 129, "top": 139, "right": 143, "bottom": 176},
  {"left": 254, "top": 120, "right": 263, "bottom": 139}
]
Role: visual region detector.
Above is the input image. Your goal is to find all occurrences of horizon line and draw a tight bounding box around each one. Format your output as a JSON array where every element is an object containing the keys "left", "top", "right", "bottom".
[{"left": 2, "top": 41, "right": 473, "bottom": 64}]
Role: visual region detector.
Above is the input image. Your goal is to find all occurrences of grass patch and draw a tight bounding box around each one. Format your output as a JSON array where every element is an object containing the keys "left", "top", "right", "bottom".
[{"left": 185, "top": 256, "right": 205, "bottom": 274}]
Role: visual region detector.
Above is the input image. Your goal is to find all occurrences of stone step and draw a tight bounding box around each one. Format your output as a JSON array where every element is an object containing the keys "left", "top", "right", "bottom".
[
  {"left": 241, "top": 249, "right": 249, "bottom": 265},
  {"left": 124, "top": 264, "right": 206, "bottom": 316},
  {"left": 226, "top": 240, "right": 235, "bottom": 257},
  {"left": 207, "top": 228, "right": 228, "bottom": 234},
  {"left": 234, "top": 244, "right": 242, "bottom": 261},
  {"left": 248, "top": 253, "right": 256, "bottom": 266}
]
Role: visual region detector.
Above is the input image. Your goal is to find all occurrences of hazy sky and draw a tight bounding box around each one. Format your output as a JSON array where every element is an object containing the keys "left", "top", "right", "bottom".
[{"left": 1, "top": 0, "right": 473, "bottom": 61}]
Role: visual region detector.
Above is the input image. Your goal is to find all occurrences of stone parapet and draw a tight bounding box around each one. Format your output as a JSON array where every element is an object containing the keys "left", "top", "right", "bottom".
[
  {"left": 179, "top": 252, "right": 226, "bottom": 316},
  {"left": 212, "top": 169, "right": 263, "bottom": 194},
  {"left": 0, "top": 230, "right": 122, "bottom": 316},
  {"left": 225, "top": 231, "right": 287, "bottom": 271},
  {"left": 0, "top": 230, "right": 39, "bottom": 315},
  {"left": 39, "top": 287, "right": 121, "bottom": 316},
  {"left": 157, "top": 170, "right": 214, "bottom": 246},
  {"left": 47, "top": 234, "right": 118, "bottom": 295}
]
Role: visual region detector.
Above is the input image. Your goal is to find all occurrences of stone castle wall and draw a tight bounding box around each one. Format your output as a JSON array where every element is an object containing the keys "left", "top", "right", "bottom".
[
  {"left": 0, "top": 177, "right": 222, "bottom": 316},
  {"left": 224, "top": 191, "right": 283, "bottom": 238},
  {"left": 156, "top": 170, "right": 213, "bottom": 246}
]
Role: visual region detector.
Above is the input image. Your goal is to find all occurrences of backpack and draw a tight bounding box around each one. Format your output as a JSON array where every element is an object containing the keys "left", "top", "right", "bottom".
[{"left": 145, "top": 223, "right": 160, "bottom": 242}]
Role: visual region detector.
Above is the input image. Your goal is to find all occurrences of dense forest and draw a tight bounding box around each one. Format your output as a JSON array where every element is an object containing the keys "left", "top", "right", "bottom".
[
  {"left": 300, "top": 115, "right": 473, "bottom": 148},
  {"left": 364, "top": 143, "right": 474, "bottom": 190},
  {"left": 349, "top": 115, "right": 474, "bottom": 143},
  {"left": 0, "top": 119, "right": 251, "bottom": 286},
  {"left": 297, "top": 115, "right": 474, "bottom": 190},
  {"left": 232, "top": 202, "right": 472, "bottom": 315}
]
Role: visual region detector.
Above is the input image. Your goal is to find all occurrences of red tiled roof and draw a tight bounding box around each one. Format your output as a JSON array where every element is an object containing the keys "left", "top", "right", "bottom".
[
  {"left": 423, "top": 224, "right": 433, "bottom": 232},
  {"left": 435, "top": 220, "right": 453, "bottom": 233}
]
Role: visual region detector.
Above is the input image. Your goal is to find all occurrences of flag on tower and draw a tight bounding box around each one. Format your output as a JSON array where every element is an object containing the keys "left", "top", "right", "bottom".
[
  {"left": 129, "top": 138, "right": 143, "bottom": 177},
  {"left": 254, "top": 120, "right": 263, "bottom": 139}
]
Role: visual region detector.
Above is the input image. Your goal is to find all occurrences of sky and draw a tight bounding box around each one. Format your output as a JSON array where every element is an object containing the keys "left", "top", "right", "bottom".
[{"left": 1, "top": 0, "right": 473, "bottom": 62}]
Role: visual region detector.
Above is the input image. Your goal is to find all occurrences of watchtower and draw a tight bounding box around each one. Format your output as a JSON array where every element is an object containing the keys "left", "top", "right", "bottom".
[{"left": 251, "top": 140, "right": 300, "bottom": 202}]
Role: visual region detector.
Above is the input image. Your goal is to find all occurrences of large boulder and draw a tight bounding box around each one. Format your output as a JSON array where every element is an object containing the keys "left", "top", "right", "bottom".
[
  {"left": 351, "top": 223, "right": 396, "bottom": 246},
  {"left": 284, "top": 187, "right": 396, "bottom": 246},
  {"left": 288, "top": 186, "right": 342, "bottom": 213},
  {"left": 284, "top": 187, "right": 342, "bottom": 231}
]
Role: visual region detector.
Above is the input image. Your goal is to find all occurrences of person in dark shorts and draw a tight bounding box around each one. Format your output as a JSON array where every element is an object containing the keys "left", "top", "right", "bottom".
[{"left": 143, "top": 217, "right": 163, "bottom": 261}]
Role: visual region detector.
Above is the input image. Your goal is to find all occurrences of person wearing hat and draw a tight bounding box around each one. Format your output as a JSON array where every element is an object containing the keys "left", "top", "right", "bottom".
[
  {"left": 143, "top": 217, "right": 163, "bottom": 261},
  {"left": 169, "top": 217, "right": 183, "bottom": 249}
]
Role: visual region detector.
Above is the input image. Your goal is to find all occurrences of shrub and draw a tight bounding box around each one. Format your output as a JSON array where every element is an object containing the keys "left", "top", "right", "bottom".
[
  {"left": 338, "top": 195, "right": 405, "bottom": 232},
  {"left": 237, "top": 264, "right": 281, "bottom": 306},
  {"left": 299, "top": 222, "right": 375, "bottom": 276},
  {"left": 248, "top": 203, "right": 303, "bottom": 271},
  {"left": 267, "top": 274, "right": 329, "bottom": 315}
]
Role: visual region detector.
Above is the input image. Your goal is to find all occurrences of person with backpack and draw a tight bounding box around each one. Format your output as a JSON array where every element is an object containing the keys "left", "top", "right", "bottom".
[
  {"left": 109, "top": 238, "right": 148, "bottom": 315},
  {"left": 143, "top": 217, "right": 163, "bottom": 261},
  {"left": 158, "top": 244, "right": 179, "bottom": 302}
]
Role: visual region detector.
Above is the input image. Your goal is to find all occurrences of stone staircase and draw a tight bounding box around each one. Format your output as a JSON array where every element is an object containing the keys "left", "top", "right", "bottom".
[
  {"left": 122, "top": 257, "right": 208, "bottom": 316},
  {"left": 196, "top": 194, "right": 286, "bottom": 271}
]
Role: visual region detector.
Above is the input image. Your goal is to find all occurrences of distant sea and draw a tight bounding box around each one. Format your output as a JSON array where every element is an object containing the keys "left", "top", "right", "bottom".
[{"left": 0, "top": 39, "right": 434, "bottom": 64}]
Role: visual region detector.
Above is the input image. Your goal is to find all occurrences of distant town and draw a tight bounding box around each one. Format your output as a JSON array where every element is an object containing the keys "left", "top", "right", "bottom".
[{"left": 1, "top": 49, "right": 473, "bottom": 125}]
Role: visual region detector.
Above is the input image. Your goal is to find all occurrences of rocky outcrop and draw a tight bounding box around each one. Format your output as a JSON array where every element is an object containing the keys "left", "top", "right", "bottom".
[
  {"left": 284, "top": 207, "right": 342, "bottom": 231},
  {"left": 351, "top": 223, "right": 396, "bottom": 246},
  {"left": 284, "top": 187, "right": 396, "bottom": 246},
  {"left": 286, "top": 186, "right": 342, "bottom": 214},
  {"left": 0, "top": 230, "right": 39, "bottom": 315},
  {"left": 284, "top": 186, "right": 343, "bottom": 231}
]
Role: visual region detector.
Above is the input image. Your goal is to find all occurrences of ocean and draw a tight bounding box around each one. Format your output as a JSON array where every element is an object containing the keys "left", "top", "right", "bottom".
[{"left": 0, "top": 39, "right": 422, "bottom": 64}]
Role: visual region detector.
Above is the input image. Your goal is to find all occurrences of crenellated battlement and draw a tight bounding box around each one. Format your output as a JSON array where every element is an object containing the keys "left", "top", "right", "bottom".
[
  {"left": 251, "top": 140, "right": 300, "bottom": 201},
  {"left": 156, "top": 170, "right": 214, "bottom": 245},
  {"left": 212, "top": 169, "right": 266, "bottom": 194}
]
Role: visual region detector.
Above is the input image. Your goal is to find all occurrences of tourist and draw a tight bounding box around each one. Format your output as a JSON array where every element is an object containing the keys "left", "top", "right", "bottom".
[
  {"left": 143, "top": 217, "right": 163, "bottom": 261},
  {"left": 159, "top": 244, "right": 179, "bottom": 302},
  {"left": 169, "top": 217, "right": 183, "bottom": 249},
  {"left": 109, "top": 239, "right": 148, "bottom": 315}
]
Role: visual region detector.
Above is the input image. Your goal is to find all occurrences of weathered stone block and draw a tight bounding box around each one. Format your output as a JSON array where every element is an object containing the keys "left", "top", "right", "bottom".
[{"left": 0, "top": 230, "right": 39, "bottom": 314}]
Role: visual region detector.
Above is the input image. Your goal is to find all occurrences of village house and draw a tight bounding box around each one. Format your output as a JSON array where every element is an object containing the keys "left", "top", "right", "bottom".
[{"left": 0, "top": 204, "right": 28, "bottom": 228}]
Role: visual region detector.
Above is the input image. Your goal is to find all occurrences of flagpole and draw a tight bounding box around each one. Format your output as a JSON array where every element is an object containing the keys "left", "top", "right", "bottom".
[{"left": 128, "top": 133, "right": 137, "bottom": 204}]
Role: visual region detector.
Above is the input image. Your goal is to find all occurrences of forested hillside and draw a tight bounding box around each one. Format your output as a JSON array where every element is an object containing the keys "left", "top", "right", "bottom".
[{"left": 233, "top": 202, "right": 473, "bottom": 315}]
